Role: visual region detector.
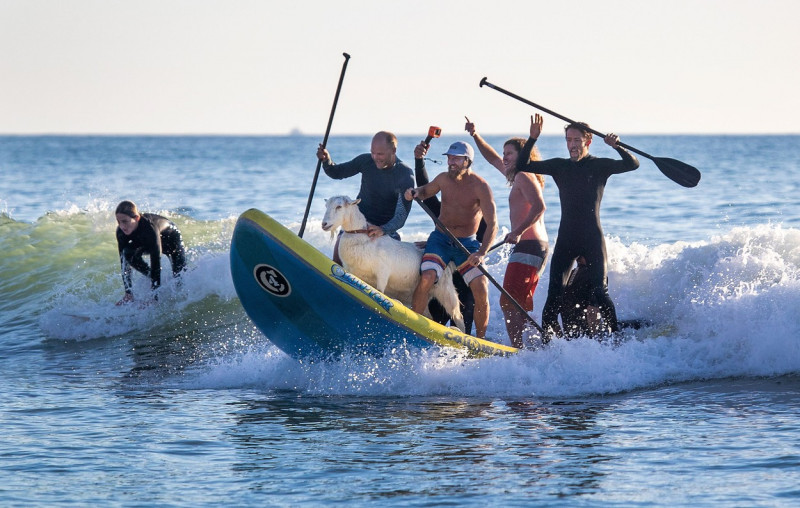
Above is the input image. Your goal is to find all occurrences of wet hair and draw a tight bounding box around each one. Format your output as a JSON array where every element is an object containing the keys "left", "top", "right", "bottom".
[
  {"left": 115, "top": 200, "right": 140, "bottom": 218},
  {"left": 564, "top": 122, "right": 592, "bottom": 142},
  {"left": 503, "top": 137, "right": 544, "bottom": 188},
  {"left": 373, "top": 131, "right": 398, "bottom": 149}
]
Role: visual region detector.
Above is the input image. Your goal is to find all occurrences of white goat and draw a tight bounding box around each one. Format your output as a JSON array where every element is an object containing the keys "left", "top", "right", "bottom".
[{"left": 321, "top": 195, "right": 464, "bottom": 331}]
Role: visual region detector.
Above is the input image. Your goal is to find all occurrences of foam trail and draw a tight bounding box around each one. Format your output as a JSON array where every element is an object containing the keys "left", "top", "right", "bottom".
[{"left": 186, "top": 224, "right": 800, "bottom": 397}]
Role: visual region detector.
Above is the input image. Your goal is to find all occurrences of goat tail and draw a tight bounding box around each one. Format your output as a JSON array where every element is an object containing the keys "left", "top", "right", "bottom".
[{"left": 431, "top": 262, "right": 464, "bottom": 332}]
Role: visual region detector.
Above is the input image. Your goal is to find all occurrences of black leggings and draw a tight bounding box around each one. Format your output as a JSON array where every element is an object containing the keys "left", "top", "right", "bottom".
[{"left": 542, "top": 235, "right": 618, "bottom": 336}]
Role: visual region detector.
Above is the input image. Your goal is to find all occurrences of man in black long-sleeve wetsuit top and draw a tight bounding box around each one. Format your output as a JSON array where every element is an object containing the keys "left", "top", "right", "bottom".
[
  {"left": 115, "top": 200, "right": 186, "bottom": 305},
  {"left": 316, "top": 131, "right": 414, "bottom": 265},
  {"left": 517, "top": 114, "right": 639, "bottom": 339}
]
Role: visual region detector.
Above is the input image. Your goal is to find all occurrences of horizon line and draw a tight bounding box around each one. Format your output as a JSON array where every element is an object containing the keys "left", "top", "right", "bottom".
[{"left": 2, "top": 131, "right": 798, "bottom": 137}]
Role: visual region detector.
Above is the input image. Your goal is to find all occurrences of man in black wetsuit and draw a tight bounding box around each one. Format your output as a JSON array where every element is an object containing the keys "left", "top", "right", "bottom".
[
  {"left": 317, "top": 131, "right": 415, "bottom": 264},
  {"left": 115, "top": 200, "right": 186, "bottom": 305},
  {"left": 517, "top": 114, "right": 639, "bottom": 339}
]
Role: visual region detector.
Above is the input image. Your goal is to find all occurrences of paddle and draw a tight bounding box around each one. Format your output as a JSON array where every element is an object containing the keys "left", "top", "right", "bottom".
[
  {"left": 479, "top": 77, "right": 701, "bottom": 188},
  {"left": 488, "top": 240, "right": 506, "bottom": 253},
  {"left": 413, "top": 198, "right": 546, "bottom": 337},
  {"left": 299, "top": 52, "right": 351, "bottom": 238}
]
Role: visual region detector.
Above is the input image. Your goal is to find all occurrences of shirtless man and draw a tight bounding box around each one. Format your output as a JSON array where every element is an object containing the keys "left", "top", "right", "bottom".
[
  {"left": 465, "top": 117, "right": 549, "bottom": 348},
  {"left": 404, "top": 141, "right": 498, "bottom": 338}
]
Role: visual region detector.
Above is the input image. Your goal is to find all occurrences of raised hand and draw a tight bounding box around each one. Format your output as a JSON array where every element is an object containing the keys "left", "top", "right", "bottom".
[{"left": 529, "top": 113, "right": 543, "bottom": 139}]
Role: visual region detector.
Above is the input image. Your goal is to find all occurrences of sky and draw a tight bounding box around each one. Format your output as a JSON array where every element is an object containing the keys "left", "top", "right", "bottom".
[{"left": 1, "top": 0, "right": 798, "bottom": 135}]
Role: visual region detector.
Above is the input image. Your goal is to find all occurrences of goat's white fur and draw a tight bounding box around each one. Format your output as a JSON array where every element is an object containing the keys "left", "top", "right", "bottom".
[{"left": 321, "top": 195, "right": 464, "bottom": 331}]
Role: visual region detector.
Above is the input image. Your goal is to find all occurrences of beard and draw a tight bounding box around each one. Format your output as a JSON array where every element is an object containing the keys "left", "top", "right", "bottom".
[{"left": 447, "top": 165, "right": 465, "bottom": 179}]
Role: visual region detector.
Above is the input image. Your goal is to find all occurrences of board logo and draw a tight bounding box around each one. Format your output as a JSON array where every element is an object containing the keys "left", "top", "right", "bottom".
[{"left": 253, "top": 264, "right": 291, "bottom": 297}]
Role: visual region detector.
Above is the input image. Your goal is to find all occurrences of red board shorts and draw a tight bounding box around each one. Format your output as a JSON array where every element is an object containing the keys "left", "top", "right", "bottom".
[{"left": 502, "top": 239, "right": 549, "bottom": 311}]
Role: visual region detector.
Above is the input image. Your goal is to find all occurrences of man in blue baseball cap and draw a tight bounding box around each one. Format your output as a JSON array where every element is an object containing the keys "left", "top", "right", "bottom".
[{"left": 404, "top": 140, "right": 498, "bottom": 338}]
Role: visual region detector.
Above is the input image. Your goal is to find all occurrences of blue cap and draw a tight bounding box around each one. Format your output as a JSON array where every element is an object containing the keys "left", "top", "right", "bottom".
[{"left": 442, "top": 141, "right": 474, "bottom": 161}]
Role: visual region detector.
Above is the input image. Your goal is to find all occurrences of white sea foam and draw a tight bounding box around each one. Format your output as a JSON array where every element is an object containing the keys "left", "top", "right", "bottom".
[
  {"left": 27, "top": 203, "right": 800, "bottom": 395},
  {"left": 187, "top": 223, "right": 800, "bottom": 397}
]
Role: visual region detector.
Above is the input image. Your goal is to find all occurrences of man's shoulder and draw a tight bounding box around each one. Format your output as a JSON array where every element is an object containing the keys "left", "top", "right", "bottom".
[
  {"left": 351, "top": 153, "right": 374, "bottom": 165},
  {"left": 467, "top": 171, "right": 492, "bottom": 188},
  {"left": 392, "top": 159, "right": 414, "bottom": 175},
  {"left": 512, "top": 171, "right": 540, "bottom": 187}
]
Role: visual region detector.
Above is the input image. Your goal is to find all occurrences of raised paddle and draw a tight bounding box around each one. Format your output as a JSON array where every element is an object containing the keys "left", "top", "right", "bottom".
[
  {"left": 479, "top": 77, "right": 701, "bottom": 188},
  {"left": 413, "top": 197, "right": 546, "bottom": 338},
  {"left": 299, "top": 52, "right": 351, "bottom": 238}
]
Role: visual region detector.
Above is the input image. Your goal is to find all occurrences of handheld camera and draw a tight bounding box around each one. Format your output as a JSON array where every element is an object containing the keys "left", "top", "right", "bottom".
[{"left": 424, "top": 126, "right": 442, "bottom": 145}]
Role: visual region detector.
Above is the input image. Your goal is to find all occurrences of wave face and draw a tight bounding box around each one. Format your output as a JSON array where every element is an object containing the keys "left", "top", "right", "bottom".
[
  {"left": 5, "top": 205, "right": 795, "bottom": 397},
  {"left": 2, "top": 135, "right": 799, "bottom": 397}
]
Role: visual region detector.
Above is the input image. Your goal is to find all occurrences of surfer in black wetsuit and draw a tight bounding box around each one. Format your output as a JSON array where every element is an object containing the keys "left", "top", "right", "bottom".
[
  {"left": 317, "top": 131, "right": 415, "bottom": 264},
  {"left": 517, "top": 114, "right": 639, "bottom": 339},
  {"left": 115, "top": 200, "right": 186, "bottom": 305}
]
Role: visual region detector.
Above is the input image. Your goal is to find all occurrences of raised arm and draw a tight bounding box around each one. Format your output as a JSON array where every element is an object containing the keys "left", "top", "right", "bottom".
[
  {"left": 465, "top": 116, "right": 504, "bottom": 175},
  {"left": 604, "top": 133, "right": 640, "bottom": 173},
  {"left": 413, "top": 141, "right": 442, "bottom": 216},
  {"left": 517, "top": 114, "right": 559, "bottom": 175}
]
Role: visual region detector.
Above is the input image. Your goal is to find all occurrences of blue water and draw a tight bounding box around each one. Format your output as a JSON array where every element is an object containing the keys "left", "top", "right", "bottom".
[{"left": 2, "top": 134, "right": 800, "bottom": 506}]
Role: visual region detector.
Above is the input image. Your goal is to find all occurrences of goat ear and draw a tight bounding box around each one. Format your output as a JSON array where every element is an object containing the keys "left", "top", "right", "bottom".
[{"left": 353, "top": 198, "right": 361, "bottom": 205}]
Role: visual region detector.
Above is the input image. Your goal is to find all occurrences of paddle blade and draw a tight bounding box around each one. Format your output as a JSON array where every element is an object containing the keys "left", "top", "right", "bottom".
[{"left": 653, "top": 157, "right": 701, "bottom": 188}]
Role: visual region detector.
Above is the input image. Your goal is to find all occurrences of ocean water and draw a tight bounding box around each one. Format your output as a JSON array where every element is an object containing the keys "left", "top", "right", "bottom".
[{"left": 1, "top": 134, "right": 799, "bottom": 506}]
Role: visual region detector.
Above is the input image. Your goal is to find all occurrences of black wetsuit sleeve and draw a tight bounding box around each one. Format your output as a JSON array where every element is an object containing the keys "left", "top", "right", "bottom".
[
  {"left": 117, "top": 228, "right": 134, "bottom": 294},
  {"left": 380, "top": 194, "right": 412, "bottom": 235},
  {"left": 139, "top": 215, "right": 164, "bottom": 290},
  {"left": 322, "top": 154, "right": 365, "bottom": 179},
  {"left": 150, "top": 241, "right": 162, "bottom": 290},
  {"left": 517, "top": 137, "right": 560, "bottom": 175},
  {"left": 610, "top": 146, "right": 640, "bottom": 174},
  {"left": 414, "top": 157, "right": 441, "bottom": 216}
]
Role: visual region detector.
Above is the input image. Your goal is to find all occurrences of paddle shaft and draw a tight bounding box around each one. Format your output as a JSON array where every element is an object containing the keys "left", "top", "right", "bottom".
[
  {"left": 486, "top": 240, "right": 506, "bottom": 254},
  {"left": 299, "top": 52, "right": 351, "bottom": 238},
  {"left": 480, "top": 77, "right": 658, "bottom": 158},
  {"left": 479, "top": 77, "right": 701, "bottom": 188},
  {"left": 414, "top": 198, "right": 545, "bottom": 336}
]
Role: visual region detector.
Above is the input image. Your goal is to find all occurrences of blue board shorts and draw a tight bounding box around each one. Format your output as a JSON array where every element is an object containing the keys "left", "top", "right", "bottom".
[{"left": 420, "top": 229, "right": 484, "bottom": 285}]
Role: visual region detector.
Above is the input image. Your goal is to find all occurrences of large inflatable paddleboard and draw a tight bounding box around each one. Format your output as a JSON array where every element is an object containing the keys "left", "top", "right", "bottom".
[{"left": 229, "top": 209, "right": 518, "bottom": 360}]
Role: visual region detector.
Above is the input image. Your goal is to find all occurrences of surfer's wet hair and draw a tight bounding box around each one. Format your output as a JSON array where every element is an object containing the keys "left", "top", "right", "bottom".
[
  {"left": 503, "top": 137, "right": 544, "bottom": 187},
  {"left": 564, "top": 122, "right": 592, "bottom": 141},
  {"left": 115, "top": 200, "right": 140, "bottom": 218}
]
